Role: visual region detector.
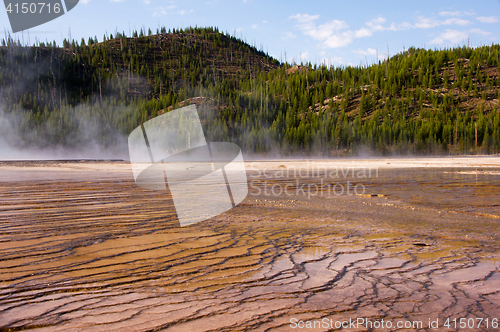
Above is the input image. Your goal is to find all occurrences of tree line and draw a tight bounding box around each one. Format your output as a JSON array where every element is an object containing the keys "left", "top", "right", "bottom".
[{"left": 0, "top": 27, "right": 499, "bottom": 156}]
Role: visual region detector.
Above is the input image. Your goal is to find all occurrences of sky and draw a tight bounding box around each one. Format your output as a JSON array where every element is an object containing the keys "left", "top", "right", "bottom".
[{"left": 1, "top": 0, "right": 500, "bottom": 66}]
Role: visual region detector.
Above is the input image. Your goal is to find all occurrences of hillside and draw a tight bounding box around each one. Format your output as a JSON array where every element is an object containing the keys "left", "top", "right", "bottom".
[{"left": 0, "top": 27, "right": 499, "bottom": 156}]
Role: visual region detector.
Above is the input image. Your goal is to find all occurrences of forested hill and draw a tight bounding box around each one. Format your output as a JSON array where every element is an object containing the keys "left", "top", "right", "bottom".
[{"left": 0, "top": 26, "right": 499, "bottom": 157}]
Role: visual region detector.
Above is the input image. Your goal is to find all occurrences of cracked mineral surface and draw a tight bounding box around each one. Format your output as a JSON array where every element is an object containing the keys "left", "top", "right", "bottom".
[{"left": 0, "top": 158, "right": 499, "bottom": 331}]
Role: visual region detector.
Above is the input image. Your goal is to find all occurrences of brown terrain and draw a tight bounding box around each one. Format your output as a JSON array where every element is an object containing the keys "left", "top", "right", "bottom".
[{"left": 1, "top": 158, "right": 500, "bottom": 331}]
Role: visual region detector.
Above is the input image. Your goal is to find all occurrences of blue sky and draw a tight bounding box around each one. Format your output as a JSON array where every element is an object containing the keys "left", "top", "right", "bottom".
[{"left": 1, "top": 0, "right": 500, "bottom": 66}]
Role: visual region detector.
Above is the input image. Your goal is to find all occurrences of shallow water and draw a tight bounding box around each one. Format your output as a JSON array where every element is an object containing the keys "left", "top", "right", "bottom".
[{"left": 0, "top": 161, "right": 499, "bottom": 331}]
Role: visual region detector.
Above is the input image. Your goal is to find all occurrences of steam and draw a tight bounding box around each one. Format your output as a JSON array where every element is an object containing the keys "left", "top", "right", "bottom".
[
  {"left": 0, "top": 102, "right": 132, "bottom": 161},
  {"left": 0, "top": 42, "right": 403, "bottom": 161},
  {"left": 0, "top": 42, "right": 138, "bottom": 161}
]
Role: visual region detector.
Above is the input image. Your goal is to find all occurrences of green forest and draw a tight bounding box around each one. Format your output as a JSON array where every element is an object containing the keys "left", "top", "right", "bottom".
[{"left": 0, "top": 26, "right": 499, "bottom": 157}]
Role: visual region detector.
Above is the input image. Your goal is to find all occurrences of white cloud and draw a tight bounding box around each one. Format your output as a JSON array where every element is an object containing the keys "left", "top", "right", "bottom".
[
  {"left": 430, "top": 29, "right": 468, "bottom": 44},
  {"left": 290, "top": 14, "right": 372, "bottom": 49},
  {"left": 439, "top": 11, "right": 475, "bottom": 17},
  {"left": 398, "top": 21, "right": 413, "bottom": 30},
  {"left": 289, "top": 13, "right": 320, "bottom": 24},
  {"left": 469, "top": 28, "right": 492, "bottom": 36},
  {"left": 414, "top": 16, "right": 440, "bottom": 28},
  {"left": 387, "top": 23, "right": 398, "bottom": 31},
  {"left": 477, "top": 16, "right": 499, "bottom": 23},
  {"left": 178, "top": 9, "right": 193, "bottom": 15},
  {"left": 282, "top": 31, "right": 296, "bottom": 39},
  {"left": 262, "top": 20, "right": 267, "bottom": 24},
  {"left": 306, "top": 20, "right": 349, "bottom": 40},
  {"left": 354, "top": 28, "right": 372, "bottom": 38},
  {"left": 323, "top": 32, "right": 353, "bottom": 48},
  {"left": 439, "top": 11, "right": 462, "bottom": 17},
  {"left": 251, "top": 24, "right": 258, "bottom": 29},
  {"left": 153, "top": 5, "right": 192, "bottom": 17},
  {"left": 289, "top": 14, "right": 410, "bottom": 49},
  {"left": 154, "top": 5, "right": 176, "bottom": 14},
  {"left": 442, "top": 18, "right": 471, "bottom": 26},
  {"left": 143, "top": 0, "right": 150, "bottom": 4},
  {"left": 289, "top": 13, "right": 480, "bottom": 50},
  {"left": 364, "top": 17, "right": 399, "bottom": 32},
  {"left": 299, "top": 51, "right": 309, "bottom": 61},
  {"left": 366, "top": 17, "right": 386, "bottom": 31},
  {"left": 81, "top": 0, "right": 90, "bottom": 3},
  {"left": 353, "top": 48, "right": 377, "bottom": 56},
  {"left": 411, "top": 15, "right": 474, "bottom": 29}
]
